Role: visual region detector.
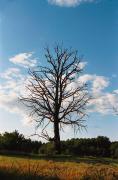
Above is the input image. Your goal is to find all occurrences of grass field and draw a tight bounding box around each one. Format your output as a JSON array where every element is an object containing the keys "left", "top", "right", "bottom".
[{"left": 0, "top": 154, "right": 118, "bottom": 179}]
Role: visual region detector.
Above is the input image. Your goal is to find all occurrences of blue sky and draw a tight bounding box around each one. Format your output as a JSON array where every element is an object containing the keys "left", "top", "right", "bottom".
[{"left": 0, "top": 0, "right": 118, "bottom": 141}]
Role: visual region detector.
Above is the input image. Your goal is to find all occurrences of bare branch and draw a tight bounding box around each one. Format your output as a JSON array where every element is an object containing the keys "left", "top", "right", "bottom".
[{"left": 20, "top": 45, "right": 90, "bottom": 153}]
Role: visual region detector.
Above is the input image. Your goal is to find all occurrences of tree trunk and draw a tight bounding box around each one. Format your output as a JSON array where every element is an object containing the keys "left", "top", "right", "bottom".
[{"left": 54, "top": 120, "right": 61, "bottom": 154}]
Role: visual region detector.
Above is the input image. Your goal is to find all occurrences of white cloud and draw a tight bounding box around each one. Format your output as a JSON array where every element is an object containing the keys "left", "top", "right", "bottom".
[
  {"left": 9, "top": 53, "right": 37, "bottom": 68},
  {"left": 78, "top": 74, "right": 109, "bottom": 95},
  {"left": 92, "top": 76, "right": 109, "bottom": 95},
  {"left": 88, "top": 93, "right": 118, "bottom": 114},
  {"left": 114, "top": 89, "right": 118, "bottom": 94},
  {"left": 0, "top": 52, "right": 38, "bottom": 125},
  {"left": 78, "top": 74, "right": 118, "bottom": 114},
  {"left": 0, "top": 67, "right": 32, "bottom": 125},
  {"left": 78, "top": 74, "right": 93, "bottom": 83},
  {"left": 78, "top": 61, "right": 88, "bottom": 69},
  {"left": 0, "top": 90, "right": 33, "bottom": 125},
  {"left": 0, "top": 68, "right": 21, "bottom": 80},
  {"left": 48, "top": 0, "right": 95, "bottom": 7},
  {"left": 0, "top": 92, "right": 21, "bottom": 113}
]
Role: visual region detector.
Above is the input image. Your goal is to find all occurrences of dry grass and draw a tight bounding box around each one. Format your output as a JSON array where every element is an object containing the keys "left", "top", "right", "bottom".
[{"left": 0, "top": 155, "right": 118, "bottom": 179}]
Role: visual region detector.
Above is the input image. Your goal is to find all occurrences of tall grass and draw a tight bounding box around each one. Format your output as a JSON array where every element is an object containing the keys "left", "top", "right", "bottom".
[{"left": 0, "top": 155, "right": 118, "bottom": 179}]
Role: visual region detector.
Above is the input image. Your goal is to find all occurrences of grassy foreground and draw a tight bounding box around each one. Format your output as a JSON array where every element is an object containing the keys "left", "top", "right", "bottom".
[{"left": 0, "top": 155, "right": 118, "bottom": 179}]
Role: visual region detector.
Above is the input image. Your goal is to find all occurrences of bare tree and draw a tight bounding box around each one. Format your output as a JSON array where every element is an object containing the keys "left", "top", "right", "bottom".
[{"left": 20, "top": 45, "right": 89, "bottom": 154}]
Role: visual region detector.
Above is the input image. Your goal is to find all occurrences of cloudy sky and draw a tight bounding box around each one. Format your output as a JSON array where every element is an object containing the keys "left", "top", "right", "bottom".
[{"left": 0, "top": 0, "right": 118, "bottom": 141}]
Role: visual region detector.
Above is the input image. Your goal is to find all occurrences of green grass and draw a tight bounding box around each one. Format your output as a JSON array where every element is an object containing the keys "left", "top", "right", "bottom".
[{"left": 0, "top": 154, "right": 118, "bottom": 179}]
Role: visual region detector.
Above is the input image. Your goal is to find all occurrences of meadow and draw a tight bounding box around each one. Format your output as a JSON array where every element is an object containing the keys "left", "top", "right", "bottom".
[{"left": 0, "top": 155, "right": 118, "bottom": 179}]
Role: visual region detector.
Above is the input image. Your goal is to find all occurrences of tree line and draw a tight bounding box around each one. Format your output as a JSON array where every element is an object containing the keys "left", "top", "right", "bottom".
[
  {"left": 0, "top": 131, "right": 42, "bottom": 154},
  {"left": 0, "top": 130, "right": 118, "bottom": 158}
]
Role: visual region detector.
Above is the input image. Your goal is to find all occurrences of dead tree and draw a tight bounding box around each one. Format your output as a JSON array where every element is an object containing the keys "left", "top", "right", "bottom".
[{"left": 20, "top": 45, "right": 89, "bottom": 154}]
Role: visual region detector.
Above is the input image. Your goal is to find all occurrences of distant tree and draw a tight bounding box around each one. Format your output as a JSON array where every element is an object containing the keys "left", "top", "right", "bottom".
[
  {"left": 1, "top": 130, "right": 24, "bottom": 151},
  {"left": 96, "top": 136, "right": 111, "bottom": 157},
  {"left": 59, "top": 136, "right": 111, "bottom": 157},
  {"left": 39, "top": 142, "right": 55, "bottom": 155},
  {"left": 0, "top": 130, "right": 42, "bottom": 154},
  {"left": 110, "top": 142, "right": 118, "bottom": 158},
  {"left": 20, "top": 45, "right": 89, "bottom": 154}
]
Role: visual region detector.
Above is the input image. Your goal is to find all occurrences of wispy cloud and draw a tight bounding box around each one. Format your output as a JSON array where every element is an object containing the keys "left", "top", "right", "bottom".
[
  {"left": 79, "top": 61, "right": 88, "bottom": 69},
  {"left": 9, "top": 52, "right": 37, "bottom": 68},
  {"left": 114, "top": 90, "right": 118, "bottom": 94},
  {"left": 78, "top": 74, "right": 118, "bottom": 114},
  {"left": 0, "top": 52, "right": 39, "bottom": 125},
  {"left": 0, "top": 67, "right": 30, "bottom": 125},
  {"left": 78, "top": 74, "right": 109, "bottom": 95},
  {"left": 0, "top": 68, "right": 21, "bottom": 80},
  {"left": 48, "top": 0, "right": 96, "bottom": 7}
]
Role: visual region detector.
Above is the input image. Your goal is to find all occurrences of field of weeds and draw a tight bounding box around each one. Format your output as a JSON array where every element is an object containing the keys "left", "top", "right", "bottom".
[{"left": 0, "top": 155, "right": 118, "bottom": 179}]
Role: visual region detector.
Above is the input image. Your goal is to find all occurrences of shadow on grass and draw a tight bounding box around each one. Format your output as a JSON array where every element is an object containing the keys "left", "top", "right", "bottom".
[
  {"left": 0, "top": 151, "right": 118, "bottom": 165},
  {"left": 0, "top": 169, "right": 59, "bottom": 180},
  {"left": 41, "top": 155, "right": 118, "bottom": 165}
]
